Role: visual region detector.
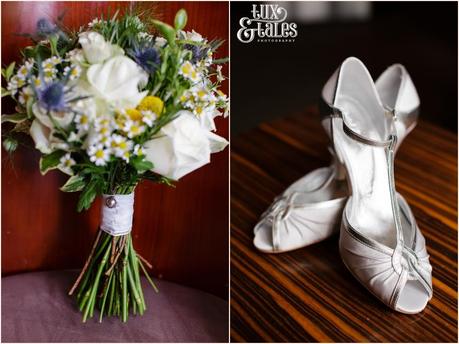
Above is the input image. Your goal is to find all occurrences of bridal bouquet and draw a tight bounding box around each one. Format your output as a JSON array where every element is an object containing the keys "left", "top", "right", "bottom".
[{"left": 2, "top": 8, "right": 228, "bottom": 322}]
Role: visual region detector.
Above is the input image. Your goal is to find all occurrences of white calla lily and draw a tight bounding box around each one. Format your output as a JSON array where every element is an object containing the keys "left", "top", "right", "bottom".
[{"left": 143, "top": 111, "right": 228, "bottom": 180}]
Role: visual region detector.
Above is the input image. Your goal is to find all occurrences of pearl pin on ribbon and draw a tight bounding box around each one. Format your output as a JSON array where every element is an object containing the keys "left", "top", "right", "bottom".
[{"left": 100, "top": 193, "right": 134, "bottom": 236}]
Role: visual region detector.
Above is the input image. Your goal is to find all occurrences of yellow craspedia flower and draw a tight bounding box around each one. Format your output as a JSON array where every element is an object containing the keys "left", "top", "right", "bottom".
[
  {"left": 125, "top": 108, "right": 142, "bottom": 121},
  {"left": 137, "top": 96, "right": 164, "bottom": 116}
]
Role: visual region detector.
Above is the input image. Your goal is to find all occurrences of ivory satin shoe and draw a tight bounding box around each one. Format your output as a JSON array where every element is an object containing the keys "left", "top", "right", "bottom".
[
  {"left": 254, "top": 62, "right": 420, "bottom": 254},
  {"left": 323, "top": 57, "right": 432, "bottom": 314}
]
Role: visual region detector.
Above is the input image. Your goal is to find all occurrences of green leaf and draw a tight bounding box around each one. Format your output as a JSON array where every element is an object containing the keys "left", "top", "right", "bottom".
[
  {"left": 151, "top": 20, "right": 176, "bottom": 45},
  {"left": 1, "top": 87, "right": 11, "bottom": 97},
  {"left": 22, "top": 46, "right": 35, "bottom": 59},
  {"left": 49, "top": 35, "right": 59, "bottom": 56},
  {"left": 39, "top": 150, "right": 66, "bottom": 175},
  {"left": 131, "top": 156, "right": 153, "bottom": 172},
  {"left": 1, "top": 113, "right": 27, "bottom": 124},
  {"left": 77, "top": 178, "right": 98, "bottom": 212},
  {"left": 174, "top": 9, "right": 187, "bottom": 31},
  {"left": 24, "top": 44, "right": 51, "bottom": 61},
  {"left": 60, "top": 174, "right": 86, "bottom": 192},
  {"left": 5, "top": 62, "right": 16, "bottom": 81},
  {"left": 213, "top": 57, "right": 229, "bottom": 64}
]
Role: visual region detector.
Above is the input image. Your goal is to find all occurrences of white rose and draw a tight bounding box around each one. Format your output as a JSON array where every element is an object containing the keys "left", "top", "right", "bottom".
[
  {"left": 143, "top": 111, "right": 228, "bottom": 180},
  {"left": 86, "top": 55, "right": 148, "bottom": 110},
  {"left": 29, "top": 119, "right": 53, "bottom": 154},
  {"left": 78, "top": 31, "right": 123, "bottom": 64}
]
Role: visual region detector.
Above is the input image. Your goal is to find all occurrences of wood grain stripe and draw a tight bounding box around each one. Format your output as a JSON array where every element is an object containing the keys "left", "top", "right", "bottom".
[{"left": 231, "top": 109, "right": 458, "bottom": 342}]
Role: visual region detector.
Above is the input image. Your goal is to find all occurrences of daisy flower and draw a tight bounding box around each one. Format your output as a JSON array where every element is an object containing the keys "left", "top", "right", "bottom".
[
  {"left": 88, "top": 144, "right": 110, "bottom": 166},
  {"left": 179, "top": 90, "right": 194, "bottom": 108},
  {"left": 193, "top": 105, "right": 204, "bottom": 116},
  {"left": 140, "top": 110, "right": 157, "bottom": 126},
  {"left": 42, "top": 56, "right": 60, "bottom": 71},
  {"left": 97, "top": 125, "right": 111, "bottom": 138},
  {"left": 64, "top": 65, "right": 82, "bottom": 80},
  {"left": 193, "top": 86, "right": 210, "bottom": 102},
  {"left": 32, "top": 76, "right": 42, "bottom": 88},
  {"left": 18, "top": 86, "right": 33, "bottom": 105},
  {"left": 43, "top": 68, "right": 57, "bottom": 82},
  {"left": 123, "top": 119, "right": 145, "bottom": 138},
  {"left": 179, "top": 61, "right": 201, "bottom": 83},
  {"left": 59, "top": 153, "right": 76, "bottom": 175},
  {"left": 75, "top": 113, "right": 90, "bottom": 131},
  {"left": 110, "top": 134, "right": 133, "bottom": 158},
  {"left": 16, "top": 60, "right": 34, "bottom": 80},
  {"left": 7, "top": 76, "right": 25, "bottom": 95}
]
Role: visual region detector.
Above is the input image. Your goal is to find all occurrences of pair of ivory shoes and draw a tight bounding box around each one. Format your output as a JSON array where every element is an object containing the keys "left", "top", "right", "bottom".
[{"left": 254, "top": 57, "right": 432, "bottom": 314}]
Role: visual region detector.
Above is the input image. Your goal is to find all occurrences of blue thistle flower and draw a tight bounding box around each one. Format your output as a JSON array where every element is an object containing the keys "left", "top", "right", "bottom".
[
  {"left": 131, "top": 46, "right": 161, "bottom": 74},
  {"left": 37, "top": 82, "right": 67, "bottom": 112},
  {"left": 184, "top": 44, "right": 209, "bottom": 63},
  {"left": 36, "top": 18, "right": 58, "bottom": 37}
]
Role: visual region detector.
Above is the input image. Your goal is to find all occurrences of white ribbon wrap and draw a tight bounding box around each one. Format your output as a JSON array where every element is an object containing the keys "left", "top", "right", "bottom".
[{"left": 100, "top": 193, "right": 134, "bottom": 236}]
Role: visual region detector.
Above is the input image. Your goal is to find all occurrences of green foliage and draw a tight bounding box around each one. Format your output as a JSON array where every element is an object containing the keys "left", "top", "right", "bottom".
[
  {"left": 174, "top": 9, "right": 188, "bottom": 31},
  {"left": 94, "top": 10, "right": 149, "bottom": 49},
  {"left": 60, "top": 174, "right": 87, "bottom": 192},
  {"left": 1, "top": 113, "right": 27, "bottom": 124},
  {"left": 151, "top": 20, "right": 176, "bottom": 45},
  {"left": 77, "top": 176, "right": 100, "bottom": 212},
  {"left": 1, "top": 7, "right": 226, "bottom": 214},
  {"left": 1, "top": 62, "right": 16, "bottom": 81},
  {"left": 131, "top": 155, "right": 153, "bottom": 172},
  {"left": 39, "top": 150, "right": 66, "bottom": 175},
  {"left": 1, "top": 87, "right": 11, "bottom": 98},
  {"left": 22, "top": 44, "right": 51, "bottom": 61}
]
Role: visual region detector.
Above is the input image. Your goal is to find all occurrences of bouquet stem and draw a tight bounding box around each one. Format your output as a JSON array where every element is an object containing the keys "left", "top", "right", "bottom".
[{"left": 69, "top": 229, "right": 158, "bottom": 322}]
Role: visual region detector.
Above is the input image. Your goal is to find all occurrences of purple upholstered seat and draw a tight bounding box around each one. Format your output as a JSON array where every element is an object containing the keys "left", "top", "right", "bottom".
[{"left": 1, "top": 270, "right": 228, "bottom": 343}]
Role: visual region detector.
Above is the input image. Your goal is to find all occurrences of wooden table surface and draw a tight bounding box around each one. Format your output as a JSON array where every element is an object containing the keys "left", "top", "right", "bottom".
[{"left": 230, "top": 107, "right": 458, "bottom": 342}]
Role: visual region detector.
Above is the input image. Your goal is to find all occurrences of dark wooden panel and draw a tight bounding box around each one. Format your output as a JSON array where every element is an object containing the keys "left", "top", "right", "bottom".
[
  {"left": 1, "top": 1, "right": 229, "bottom": 299},
  {"left": 230, "top": 107, "right": 458, "bottom": 342}
]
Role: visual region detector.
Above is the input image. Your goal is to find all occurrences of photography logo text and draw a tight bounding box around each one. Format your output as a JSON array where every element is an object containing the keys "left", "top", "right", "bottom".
[{"left": 237, "top": 4, "right": 297, "bottom": 43}]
